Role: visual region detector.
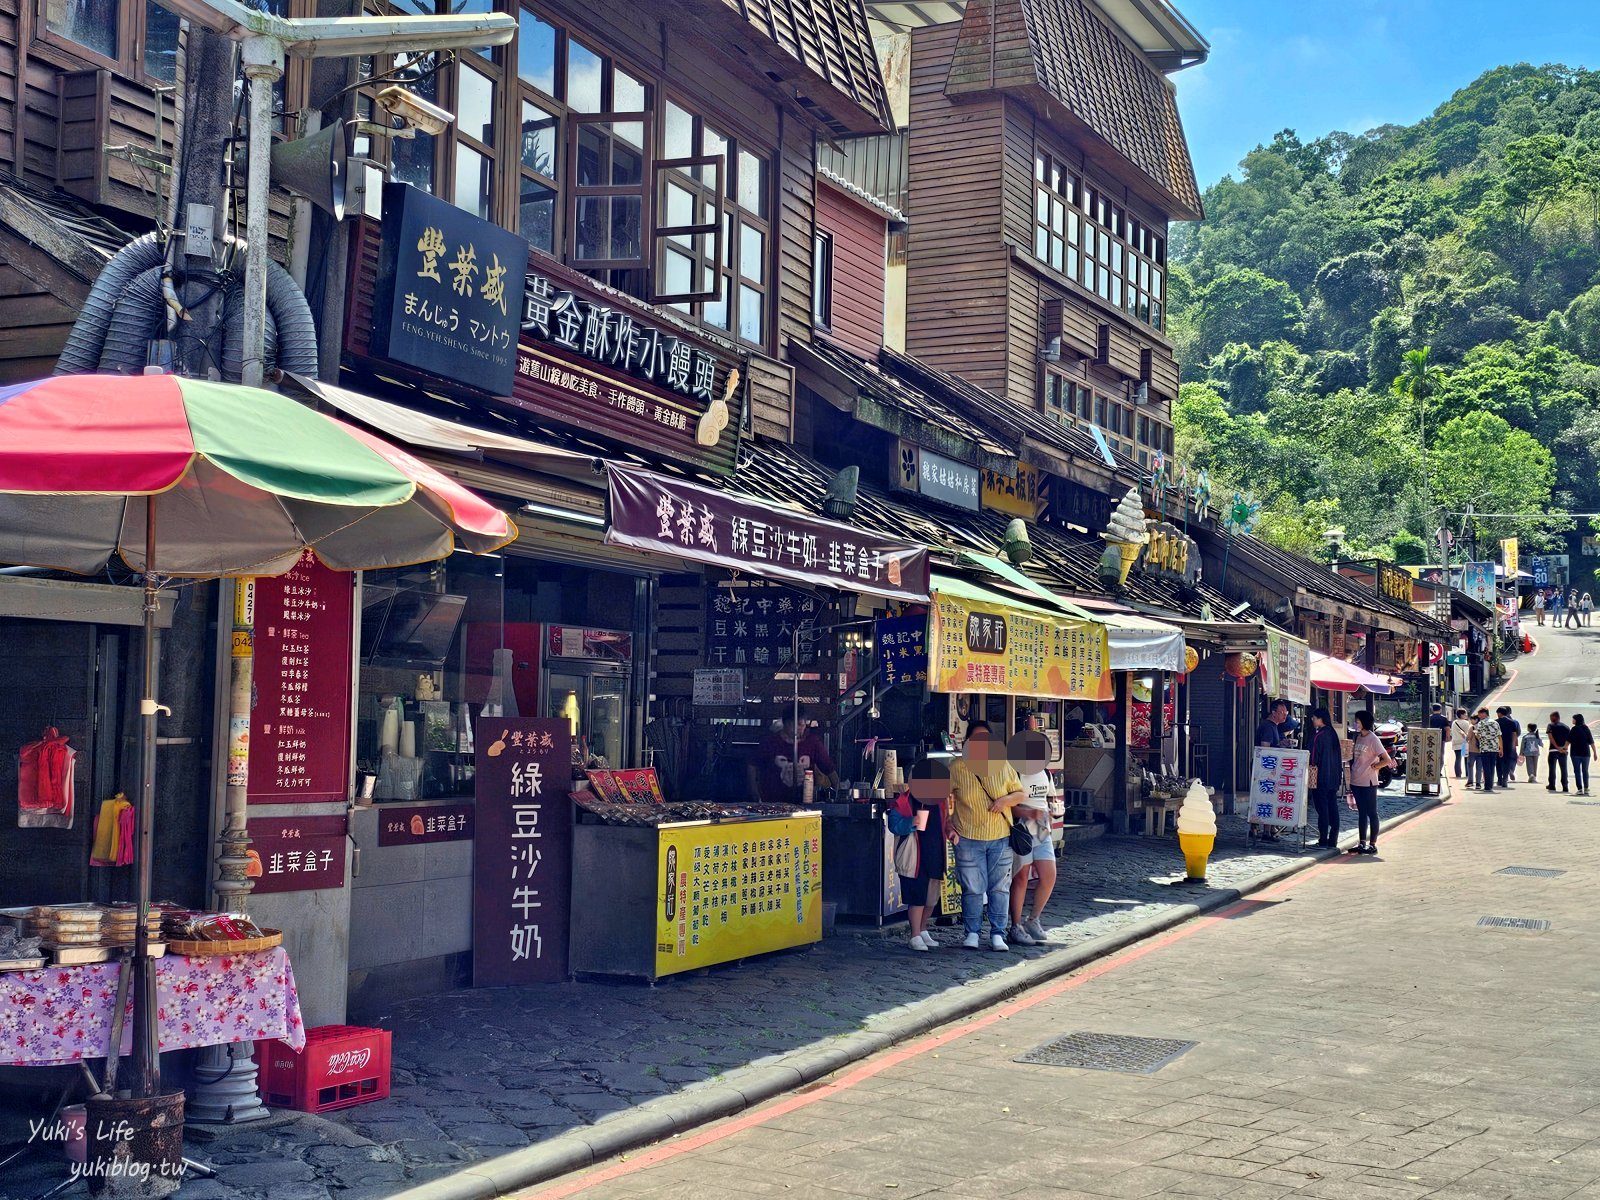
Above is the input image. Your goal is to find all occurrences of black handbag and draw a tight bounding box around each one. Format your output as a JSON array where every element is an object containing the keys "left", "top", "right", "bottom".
[{"left": 1009, "top": 818, "right": 1035, "bottom": 856}]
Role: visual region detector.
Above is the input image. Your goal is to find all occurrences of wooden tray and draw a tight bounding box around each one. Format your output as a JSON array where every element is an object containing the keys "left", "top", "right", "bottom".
[{"left": 166, "top": 930, "right": 282, "bottom": 956}]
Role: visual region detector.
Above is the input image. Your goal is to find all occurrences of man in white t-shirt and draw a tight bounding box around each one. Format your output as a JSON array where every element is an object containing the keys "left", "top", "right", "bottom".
[{"left": 1006, "top": 730, "right": 1058, "bottom": 946}]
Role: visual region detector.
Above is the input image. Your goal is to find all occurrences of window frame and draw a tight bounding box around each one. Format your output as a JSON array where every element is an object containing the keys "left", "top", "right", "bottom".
[
  {"left": 34, "top": 0, "right": 188, "bottom": 87},
  {"left": 811, "top": 228, "right": 834, "bottom": 330}
]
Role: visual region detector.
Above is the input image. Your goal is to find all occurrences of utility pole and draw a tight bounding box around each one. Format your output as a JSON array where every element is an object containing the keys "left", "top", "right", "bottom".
[{"left": 171, "top": 26, "right": 237, "bottom": 380}]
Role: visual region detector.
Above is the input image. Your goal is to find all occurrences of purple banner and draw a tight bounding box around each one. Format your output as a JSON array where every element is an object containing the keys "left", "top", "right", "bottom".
[
  {"left": 377, "top": 803, "right": 475, "bottom": 846},
  {"left": 472, "top": 719, "right": 572, "bottom": 986},
  {"left": 605, "top": 464, "right": 931, "bottom": 602}
]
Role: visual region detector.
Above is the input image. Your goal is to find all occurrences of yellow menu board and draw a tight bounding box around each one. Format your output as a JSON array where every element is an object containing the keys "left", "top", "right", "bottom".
[
  {"left": 656, "top": 815, "right": 822, "bottom": 976},
  {"left": 928, "top": 587, "right": 1112, "bottom": 701}
]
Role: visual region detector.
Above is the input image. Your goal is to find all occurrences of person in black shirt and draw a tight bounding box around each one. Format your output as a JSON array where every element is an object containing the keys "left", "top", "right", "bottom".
[
  {"left": 1570, "top": 713, "right": 1595, "bottom": 795},
  {"left": 1547, "top": 712, "right": 1571, "bottom": 793},
  {"left": 1309, "top": 707, "right": 1344, "bottom": 848},
  {"left": 1495, "top": 707, "right": 1520, "bottom": 788}
]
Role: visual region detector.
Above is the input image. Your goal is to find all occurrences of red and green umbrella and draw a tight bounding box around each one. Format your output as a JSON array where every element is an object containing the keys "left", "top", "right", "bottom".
[{"left": 0, "top": 373, "right": 515, "bottom": 575}]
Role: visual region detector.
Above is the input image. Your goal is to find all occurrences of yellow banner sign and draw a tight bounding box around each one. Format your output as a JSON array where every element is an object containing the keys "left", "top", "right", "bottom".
[
  {"left": 1501, "top": 537, "right": 1518, "bottom": 577},
  {"left": 656, "top": 815, "right": 821, "bottom": 977},
  {"left": 928, "top": 589, "right": 1112, "bottom": 701},
  {"left": 980, "top": 463, "right": 1044, "bottom": 518}
]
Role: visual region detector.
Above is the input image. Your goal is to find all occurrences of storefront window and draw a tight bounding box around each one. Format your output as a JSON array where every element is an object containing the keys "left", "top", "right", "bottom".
[{"left": 44, "top": 0, "right": 118, "bottom": 60}]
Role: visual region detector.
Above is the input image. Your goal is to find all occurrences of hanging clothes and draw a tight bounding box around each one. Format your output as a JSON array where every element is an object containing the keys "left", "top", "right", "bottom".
[
  {"left": 90, "top": 794, "right": 134, "bottom": 866},
  {"left": 18, "top": 727, "right": 75, "bottom": 829}
]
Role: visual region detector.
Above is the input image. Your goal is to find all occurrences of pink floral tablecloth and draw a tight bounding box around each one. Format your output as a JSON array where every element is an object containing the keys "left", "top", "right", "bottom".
[{"left": 0, "top": 947, "right": 305, "bottom": 1066}]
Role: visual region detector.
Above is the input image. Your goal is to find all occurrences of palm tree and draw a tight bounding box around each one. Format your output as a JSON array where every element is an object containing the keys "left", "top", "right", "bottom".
[{"left": 1392, "top": 346, "right": 1447, "bottom": 551}]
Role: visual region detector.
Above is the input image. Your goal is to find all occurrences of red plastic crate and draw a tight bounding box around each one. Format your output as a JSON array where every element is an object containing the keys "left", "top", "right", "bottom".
[{"left": 257, "top": 1025, "right": 391, "bottom": 1114}]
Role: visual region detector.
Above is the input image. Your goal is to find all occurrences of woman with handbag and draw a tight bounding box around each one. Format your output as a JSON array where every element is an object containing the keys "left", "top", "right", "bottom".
[
  {"left": 892, "top": 759, "right": 953, "bottom": 951},
  {"left": 1006, "top": 730, "right": 1057, "bottom": 946},
  {"left": 1348, "top": 710, "right": 1394, "bottom": 855},
  {"left": 1308, "top": 708, "right": 1343, "bottom": 848}
]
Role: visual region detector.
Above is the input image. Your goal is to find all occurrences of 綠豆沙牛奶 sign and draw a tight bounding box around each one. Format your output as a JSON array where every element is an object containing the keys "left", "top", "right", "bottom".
[{"left": 606, "top": 465, "right": 931, "bottom": 603}]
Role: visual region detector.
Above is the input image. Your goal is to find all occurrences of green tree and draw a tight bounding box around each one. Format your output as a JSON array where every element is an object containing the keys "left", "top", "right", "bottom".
[
  {"left": 1188, "top": 268, "right": 1305, "bottom": 363},
  {"left": 1429, "top": 411, "right": 1558, "bottom": 544}
]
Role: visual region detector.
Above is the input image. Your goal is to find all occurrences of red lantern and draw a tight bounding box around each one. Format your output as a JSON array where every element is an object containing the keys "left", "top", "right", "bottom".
[{"left": 1224, "top": 651, "right": 1258, "bottom": 690}]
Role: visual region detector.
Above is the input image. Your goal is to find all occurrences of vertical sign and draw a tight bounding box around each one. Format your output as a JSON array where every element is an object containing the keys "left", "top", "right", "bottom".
[
  {"left": 1500, "top": 538, "right": 1519, "bottom": 578},
  {"left": 473, "top": 718, "right": 571, "bottom": 986},
  {"left": 247, "top": 551, "right": 354, "bottom": 803},
  {"left": 1406, "top": 727, "right": 1443, "bottom": 787},
  {"left": 875, "top": 613, "right": 928, "bottom": 689},
  {"left": 1462, "top": 562, "right": 1496, "bottom": 606},
  {"left": 1248, "top": 746, "right": 1308, "bottom": 829}
]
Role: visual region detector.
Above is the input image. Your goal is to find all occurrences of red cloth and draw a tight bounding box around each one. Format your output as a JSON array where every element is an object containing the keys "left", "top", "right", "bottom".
[{"left": 18, "top": 727, "right": 74, "bottom": 828}]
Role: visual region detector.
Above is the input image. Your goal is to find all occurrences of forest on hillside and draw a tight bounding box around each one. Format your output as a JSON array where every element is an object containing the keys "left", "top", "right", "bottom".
[{"left": 1169, "top": 63, "right": 1600, "bottom": 582}]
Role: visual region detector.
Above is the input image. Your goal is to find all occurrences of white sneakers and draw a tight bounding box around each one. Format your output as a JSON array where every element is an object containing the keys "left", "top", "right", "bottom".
[
  {"left": 963, "top": 931, "right": 982, "bottom": 949},
  {"left": 913, "top": 931, "right": 940, "bottom": 951},
  {"left": 909, "top": 933, "right": 928, "bottom": 952},
  {"left": 990, "top": 934, "right": 1009, "bottom": 952}
]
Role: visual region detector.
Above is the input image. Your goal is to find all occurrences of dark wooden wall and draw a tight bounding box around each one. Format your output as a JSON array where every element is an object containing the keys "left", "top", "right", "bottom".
[{"left": 815, "top": 178, "right": 886, "bottom": 358}]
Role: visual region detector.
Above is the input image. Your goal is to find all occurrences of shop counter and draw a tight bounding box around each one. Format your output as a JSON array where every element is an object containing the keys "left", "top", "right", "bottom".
[
  {"left": 819, "top": 802, "right": 905, "bottom": 925},
  {"left": 0, "top": 947, "right": 305, "bottom": 1066},
  {"left": 570, "top": 812, "right": 821, "bottom": 981}
]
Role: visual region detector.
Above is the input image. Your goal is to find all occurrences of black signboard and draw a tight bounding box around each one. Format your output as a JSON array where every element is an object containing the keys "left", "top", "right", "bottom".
[
  {"left": 472, "top": 719, "right": 571, "bottom": 986},
  {"left": 373, "top": 182, "right": 529, "bottom": 397},
  {"left": 706, "top": 581, "right": 823, "bottom": 669}
]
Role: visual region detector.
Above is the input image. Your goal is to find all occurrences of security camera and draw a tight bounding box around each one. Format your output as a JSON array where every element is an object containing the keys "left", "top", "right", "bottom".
[{"left": 376, "top": 85, "right": 454, "bottom": 137}]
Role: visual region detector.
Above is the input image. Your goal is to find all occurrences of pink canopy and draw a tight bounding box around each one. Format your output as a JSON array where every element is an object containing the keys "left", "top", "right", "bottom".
[{"left": 1309, "top": 651, "right": 1396, "bottom": 695}]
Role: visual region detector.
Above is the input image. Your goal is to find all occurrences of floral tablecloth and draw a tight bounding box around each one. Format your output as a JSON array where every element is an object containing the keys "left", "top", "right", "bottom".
[{"left": 0, "top": 947, "right": 305, "bottom": 1066}]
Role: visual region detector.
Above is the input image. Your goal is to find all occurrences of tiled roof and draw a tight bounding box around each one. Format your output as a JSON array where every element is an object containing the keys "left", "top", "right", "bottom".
[
  {"left": 946, "top": 0, "right": 1203, "bottom": 219},
  {"left": 0, "top": 171, "right": 138, "bottom": 279},
  {"left": 726, "top": 0, "right": 895, "bottom": 134}
]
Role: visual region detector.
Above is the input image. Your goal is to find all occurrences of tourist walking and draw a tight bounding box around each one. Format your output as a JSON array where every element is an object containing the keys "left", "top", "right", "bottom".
[
  {"left": 1450, "top": 707, "right": 1473, "bottom": 780},
  {"left": 891, "top": 760, "right": 951, "bottom": 951},
  {"left": 1568, "top": 588, "right": 1582, "bottom": 629},
  {"left": 1584, "top": 593, "right": 1594, "bottom": 626},
  {"left": 1309, "top": 708, "right": 1344, "bottom": 848},
  {"left": 1546, "top": 712, "right": 1571, "bottom": 793},
  {"left": 1534, "top": 590, "right": 1546, "bottom": 626},
  {"left": 1520, "top": 723, "right": 1543, "bottom": 783},
  {"left": 1465, "top": 712, "right": 1481, "bottom": 788},
  {"left": 1348, "top": 710, "right": 1393, "bottom": 855},
  {"left": 1496, "top": 706, "right": 1520, "bottom": 788},
  {"left": 1006, "top": 730, "right": 1057, "bottom": 946},
  {"left": 1473, "top": 707, "right": 1502, "bottom": 793},
  {"left": 948, "top": 722, "right": 1023, "bottom": 951},
  {"left": 1570, "top": 714, "right": 1594, "bottom": 795},
  {"left": 1552, "top": 589, "right": 1565, "bottom": 624}
]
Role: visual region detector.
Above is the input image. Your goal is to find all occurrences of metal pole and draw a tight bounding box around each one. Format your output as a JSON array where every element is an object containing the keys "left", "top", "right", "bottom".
[
  {"left": 133, "top": 496, "right": 162, "bottom": 1099},
  {"left": 239, "top": 36, "right": 284, "bottom": 389}
]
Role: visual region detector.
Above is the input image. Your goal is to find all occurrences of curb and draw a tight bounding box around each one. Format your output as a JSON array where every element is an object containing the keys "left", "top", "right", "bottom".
[{"left": 388, "top": 793, "right": 1447, "bottom": 1200}]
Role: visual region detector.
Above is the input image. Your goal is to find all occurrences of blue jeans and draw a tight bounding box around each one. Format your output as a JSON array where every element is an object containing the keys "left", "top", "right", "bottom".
[
  {"left": 955, "top": 835, "right": 1013, "bottom": 937},
  {"left": 1454, "top": 745, "right": 1466, "bottom": 779}
]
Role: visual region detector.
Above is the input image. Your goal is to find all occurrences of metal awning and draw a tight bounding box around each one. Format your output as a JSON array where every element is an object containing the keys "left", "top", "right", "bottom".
[{"left": 283, "top": 372, "right": 592, "bottom": 474}]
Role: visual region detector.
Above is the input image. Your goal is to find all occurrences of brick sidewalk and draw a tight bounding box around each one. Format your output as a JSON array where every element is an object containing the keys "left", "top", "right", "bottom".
[{"left": 0, "top": 788, "right": 1432, "bottom": 1200}]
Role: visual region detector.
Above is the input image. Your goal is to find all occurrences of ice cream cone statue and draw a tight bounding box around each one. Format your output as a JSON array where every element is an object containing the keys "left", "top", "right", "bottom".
[
  {"left": 1102, "top": 487, "right": 1149, "bottom": 586},
  {"left": 1176, "top": 780, "right": 1217, "bottom": 881}
]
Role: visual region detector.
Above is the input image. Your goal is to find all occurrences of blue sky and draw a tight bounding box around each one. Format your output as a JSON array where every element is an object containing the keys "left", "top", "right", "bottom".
[{"left": 1173, "top": 0, "right": 1600, "bottom": 188}]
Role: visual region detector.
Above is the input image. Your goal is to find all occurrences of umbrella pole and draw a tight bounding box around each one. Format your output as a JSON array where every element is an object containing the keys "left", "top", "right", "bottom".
[{"left": 133, "top": 494, "right": 162, "bottom": 1099}]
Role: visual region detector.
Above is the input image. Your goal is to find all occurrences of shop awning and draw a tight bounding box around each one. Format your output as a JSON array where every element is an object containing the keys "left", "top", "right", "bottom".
[
  {"left": 283, "top": 372, "right": 592, "bottom": 474},
  {"left": 605, "top": 463, "right": 932, "bottom": 603},
  {"left": 927, "top": 573, "right": 1112, "bottom": 701},
  {"left": 1309, "top": 651, "right": 1395, "bottom": 695}
]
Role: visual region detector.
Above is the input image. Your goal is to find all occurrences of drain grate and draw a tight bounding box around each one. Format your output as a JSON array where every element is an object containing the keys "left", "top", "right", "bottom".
[
  {"left": 1477, "top": 916, "right": 1551, "bottom": 932},
  {"left": 1495, "top": 866, "right": 1567, "bottom": 878},
  {"left": 1571, "top": 800, "right": 1600, "bottom": 806},
  {"left": 1014, "top": 1031, "right": 1196, "bottom": 1073}
]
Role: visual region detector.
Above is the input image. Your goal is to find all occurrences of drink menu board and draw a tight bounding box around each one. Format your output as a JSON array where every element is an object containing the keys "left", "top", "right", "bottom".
[
  {"left": 473, "top": 719, "right": 572, "bottom": 986},
  {"left": 248, "top": 551, "right": 354, "bottom": 804},
  {"left": 654, "top": 815, "right": 821, "bottom": 977}
]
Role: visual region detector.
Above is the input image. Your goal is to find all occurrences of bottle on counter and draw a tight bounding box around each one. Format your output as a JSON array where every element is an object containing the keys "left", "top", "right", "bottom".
[{"left": 802, "top": 769, "right": 815, "bottom": 805}]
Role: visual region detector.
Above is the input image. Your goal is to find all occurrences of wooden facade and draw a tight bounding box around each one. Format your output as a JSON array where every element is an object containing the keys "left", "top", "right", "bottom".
[
  {"left": 815, "top": 176, "right": 888, "bottom": 357},
  {"left": 903, "top": 10, "right": 1188, "bottom": 472}
]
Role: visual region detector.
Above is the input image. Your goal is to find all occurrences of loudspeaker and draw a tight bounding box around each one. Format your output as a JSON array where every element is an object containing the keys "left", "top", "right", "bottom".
[{"left": 270, "top": 121, "right": 350, "bottom": 219}]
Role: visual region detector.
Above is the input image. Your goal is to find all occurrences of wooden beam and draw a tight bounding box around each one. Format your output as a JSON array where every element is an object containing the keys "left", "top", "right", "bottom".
[
  {"left": 0, "top": 576, "right": 177, "bottom": 627},
  {"left": 0, "top": 194, "right": 105, "bottom": 288}
]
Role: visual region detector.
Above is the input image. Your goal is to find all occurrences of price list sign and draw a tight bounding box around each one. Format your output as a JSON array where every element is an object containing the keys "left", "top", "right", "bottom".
[
  {"left": 655, "top": 815, "right": 822, "bottom": 977},
  {"left": 1248, "top": 747, "right": 1308, "bottom": 829},
  {"left": 247, "top": 551, "right": 354, "bottom": 804},
  {"left": 706, "top": 582, "right": 822, "bottom": 670},
  {"left": 473, "top": 719, "right": 572, "bottom": 986}
]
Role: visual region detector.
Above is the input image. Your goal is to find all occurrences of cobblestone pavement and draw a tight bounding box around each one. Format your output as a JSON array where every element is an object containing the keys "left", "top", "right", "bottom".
[
  {"left": 0, "top": 791, "right": 1431, "bottom": 1200},
  {"left": 520, "top": 770, "right": 1598, "bottom": 1200}
]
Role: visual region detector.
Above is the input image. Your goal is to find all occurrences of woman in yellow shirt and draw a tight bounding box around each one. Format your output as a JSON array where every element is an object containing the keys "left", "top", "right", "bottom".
[{"left": 947, "top": 722, "right": 1026, "bottom": 951}]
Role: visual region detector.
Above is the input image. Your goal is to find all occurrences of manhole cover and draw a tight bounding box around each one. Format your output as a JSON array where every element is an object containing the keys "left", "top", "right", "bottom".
[
  {"left": 1014, "top": 1032, "right": 1195, "bottom": 1073},
  {"left": 1495, "top": 867, "right": 1567, "bottom": 878},
  {"left": 1477, "top": 916, "right": 1551, "bottom": 932}
]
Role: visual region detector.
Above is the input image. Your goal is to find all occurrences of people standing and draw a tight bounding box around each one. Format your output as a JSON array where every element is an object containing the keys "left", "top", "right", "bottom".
[
  {"left": 1309, "top": 708, "right": 1344, "bottom": 848},
  {"left": 1584, "top": 593, "right": 1594, "bottom": 627},
  {"left": 1534, "top": 590, "right": 1546, "bottom": 626},
  {"left": 1464, "top": 712, "right": 1481, "bottom": 788},
  {"left": 1545, "top": 712, "right": 1571, "bottom": 793},
  {"left": 1348, "top": 710, "right": 1393, "bottom": 855},
  {"left": 1570, "top": 714, "right": 1594, "bottom": 796},
  {"left": 1495, "top": 706, "right": 1520, "bottom": 788},
  {"left": 1252, "top": 698, "right": 1288, "bottom": 843},
  {"left": 1450, "top": 707, "right": 1473, "bottom": 780},
  {"left": 1552, "top": 589, "right": 1565, "bottom": 625},
  {"left": 948, "top": 722, "right": 1024, "bottom": 951},
  {"left": 749, "top": 712, "right": 838, "bottom": 804},
  {"left": 1568, "top": 589, "right": 1582, "bottom": 629},
  {"left": 1520, "top": 723, "right": 1543, "bottom": 783},
  {"left": 893, "top": 760, "right": 951, "bottom": 951},
  {"left": 1006, "top": 731, "right": 1057, "bottom": 946},
  {"left": 1473, "top": 707, "right": 1502, "bottom": 793}
]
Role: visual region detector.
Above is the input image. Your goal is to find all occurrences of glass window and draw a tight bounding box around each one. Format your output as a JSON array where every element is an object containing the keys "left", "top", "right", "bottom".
[
  {"left": 144, "top": 0, "right": 177, "bottom": 81},
  {"left": 663, "top": 100, "right": 694, "bottom": 160},
  {"left": 458, "top": 64, "right": 495, "bottom": 146},
  {"left": 391, "top": 129, "right": 437, "bottom": 193},
  {"left": 812, "top": 230, "right": 833, "bottom": 328},
  {"left": 454, "top": 143, "right": 491, "bottom": 218},
  {"left": 738, "top": 283, "right": 764, "bottom": 343},
  {"left": 518, "top": 9, "right": 558, "bottom": 95},
  {"left": 613, "top": 65, "right": 646, "bottom": 111},
  {"left": 520, "top": 178, "right": 557, "bottom": 251},
  {"left": 45, "top": 0, "right": 117, "bottom": 58},
  {"left": 521, "top": 101, "right": 557, "bottom": 177},
  {"left": 740, "top": 224, "right": 765, "bottom": 285},
  {"left": 737, "top": 150, "right": 767, "bottom": 219},
  {"left": 567, "top": 37, "right": 603, "bottom": 112}
]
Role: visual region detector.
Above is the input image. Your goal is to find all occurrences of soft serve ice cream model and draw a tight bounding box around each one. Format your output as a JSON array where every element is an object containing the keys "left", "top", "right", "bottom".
[
  {"left": 1176, "top": 780, "right": 1217, "bottom": 881},
  {"left": 1102, "top": 487, "right": 1149, "bottom": 586}
]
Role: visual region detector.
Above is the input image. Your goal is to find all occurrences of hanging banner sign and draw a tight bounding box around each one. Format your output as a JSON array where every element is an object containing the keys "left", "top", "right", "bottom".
[
  {"left": 1261, "top": 628, "right": 1312, "bottom": 707},
  {"left": 1462, "top": 562, "right": 1496, "bottom": 606},
  {"left": 980, "top": 463, "right": 1044, "bottom": 519},
  {"left": 875, "top": 613, "right": 929, "bottom": 688},
  {"left": 1376, "top": 563, "right": 1414, "bottom": 606},
  {"left": 606, "top": 464, "right": 931, "bottom": 602},
  {"left": 1248, "top": 747, "right": 1307, "bottom": 829},
  {"left": 927, "top": 587, "right": 1111, "bottom": 701},
  {"left": 1500, "top": 538, "right": 1519, "bottom": 577},
  {"left": 473, "top": 718, "right": 572, "bottom": 986}
]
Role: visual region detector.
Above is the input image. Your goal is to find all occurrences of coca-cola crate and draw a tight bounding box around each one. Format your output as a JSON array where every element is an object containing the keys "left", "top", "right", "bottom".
[{"left": 257, "top": 1025, "right": 391, "bottom": 1114}]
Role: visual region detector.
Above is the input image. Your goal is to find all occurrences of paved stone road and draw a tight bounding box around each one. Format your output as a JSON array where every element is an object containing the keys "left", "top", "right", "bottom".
[{"left": 513, "top": 721, "right": 1600, "bottom": 1197}]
